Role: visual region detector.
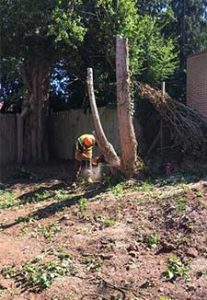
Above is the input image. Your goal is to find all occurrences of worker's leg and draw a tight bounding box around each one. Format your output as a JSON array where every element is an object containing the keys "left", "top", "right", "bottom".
[
  {"left": 83, "top": 159, "right": 93, "bottom": 183},
  {"left": 72, "top": 159, "right": 82, "bottom": 182}
]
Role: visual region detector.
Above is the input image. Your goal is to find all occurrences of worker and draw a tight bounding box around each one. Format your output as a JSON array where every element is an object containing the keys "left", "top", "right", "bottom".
[{"left": 72, "top": 133, "right": 96, "bottom": 184}]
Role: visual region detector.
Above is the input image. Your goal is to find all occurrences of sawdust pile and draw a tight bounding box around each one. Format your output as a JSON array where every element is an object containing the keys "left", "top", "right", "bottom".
[{"left": 138, "top": 83, "right": 207, "bottom": 159}]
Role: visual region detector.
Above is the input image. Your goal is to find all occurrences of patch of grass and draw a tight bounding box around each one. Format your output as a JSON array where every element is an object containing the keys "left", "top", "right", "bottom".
[
  {"left": 196, "top": 191, "right": 205, "bottom": 198},
  {"left": 159, "top": 297, "right": 170, "bottom": 300},
  {"left": 163, "top": 256, "right": 189, "bottom": 281},
  {"left": 54, "top": 189, "right": 69, "bottom": 200},
  {"left": 1, "top": 265, "right": 17, "bottom": 278},
  {"left": 175, "top": 197, "right": 187, "bottom": 211},
  {"left": 15, "top": 215, "right": 37, "bottom": 224},
  {"left": 102, "top": 217, "right": 116, "bottom": 228},
  {"left": 175, "top": 236, "right": 189, "bottom": 246},
  {"left": 2, "top": 254, "right": 75, "bottom": 291},
  {"left": 34, "top": 222, "right": 61, "bottom": 239},
  {"left": 22, "top": 190, "right": 52, "bottom": 203},
  {"left": 158, "top": 174, "right": 187, "bottom": 186},
  {"left": 95, "top": 215, "right": 116, "bottom": 228},
  {"left": 137, "top": 198, "right": 147, "bottom": 205},
  {"left": 0, "top": 190, "right": 19, "bottom": 210},
  {"left": 100, "top": 237, "right": 115, "bottom": 250},
  {"left": 84, "top": 256, "right": 102, "bottom": 271},
  {"left": 145, "top": 233, "right": 160, "bottom": 249},
  {"left": 133, "top": 181, "right": 155, "bottom": 193},
  {"left": 111, "top": 182, "right": 125, "bottom": 196},
  {"left": 77, "top": 198, "right": 88, "bottom": 217}
]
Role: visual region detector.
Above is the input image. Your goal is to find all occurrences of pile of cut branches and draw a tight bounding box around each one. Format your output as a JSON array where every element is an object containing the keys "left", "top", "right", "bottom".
[{"left": 138, "top": 82, "right": 207, "bottom": 159}]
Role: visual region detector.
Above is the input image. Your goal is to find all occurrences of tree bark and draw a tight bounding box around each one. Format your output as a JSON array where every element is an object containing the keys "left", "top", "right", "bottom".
[
  {"left": 22, "top": 60, "right": 49, "bottom": 164},
  {"left": 116, "top": 36, "right": 137, "bottom": 178},
  {"left": 87, "top": 68, "right": 120, "bottom": 169}
]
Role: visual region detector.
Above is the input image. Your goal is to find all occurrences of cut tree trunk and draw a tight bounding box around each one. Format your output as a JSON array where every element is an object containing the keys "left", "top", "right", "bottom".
[
  {"left": 116, "top": 36, "right": 137, "bottom": 178},
  {"left": 87, "top": 68, "right": 120, "bottom": 170},
  {"left": 22, "top": 60, "right": 49, "bottom": 164}
]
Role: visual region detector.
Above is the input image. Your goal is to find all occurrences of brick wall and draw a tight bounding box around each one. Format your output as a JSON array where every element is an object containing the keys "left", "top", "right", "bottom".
[{"left": 187, "top": 50, "right": 207, "bottom": 117}]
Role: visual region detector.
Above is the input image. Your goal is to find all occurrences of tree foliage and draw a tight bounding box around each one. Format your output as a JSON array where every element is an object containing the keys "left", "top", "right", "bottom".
[
  {"left": 1, "top": 0, "right": 86, "bottom": 104},
  {"left": 1, "top": 0, "right": 206, "bottom": 109}
]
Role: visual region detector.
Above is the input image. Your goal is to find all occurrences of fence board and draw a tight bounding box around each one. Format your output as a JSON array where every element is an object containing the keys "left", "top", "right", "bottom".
[
  {"left": 50, "top": 107, "right": 123, "bottom": 159},
  {"left": 0, "top": 108, "right": 141, "bottom": 164}
]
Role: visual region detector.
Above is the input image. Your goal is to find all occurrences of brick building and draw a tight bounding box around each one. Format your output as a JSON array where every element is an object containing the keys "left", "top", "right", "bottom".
[{"left": 187, "top": 50, "right": 207, "bottom": 117}]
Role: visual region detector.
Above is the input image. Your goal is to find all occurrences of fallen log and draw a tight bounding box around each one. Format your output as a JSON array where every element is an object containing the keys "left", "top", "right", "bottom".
[{"left": 137, "top": 82, "right": 207, "bottom": 159}]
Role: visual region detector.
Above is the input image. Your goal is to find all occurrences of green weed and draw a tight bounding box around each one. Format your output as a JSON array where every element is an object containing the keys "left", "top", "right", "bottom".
[
  {"left": 175, "top": 236, "right": 189, "bottom": 246},
  {"left": 84, "top": 256, "right": 102, "bottom": 271},
  {"left": 95, "top": 215, "right": 116, "bottom": 228},
  {"left": 134, "top": 181, "right": 155, "bottom": 192},
  {"left": 111, "top": 183, "right": 125, "bottom": 196},
  {"left": 145, "top": 233, "right": 160, "bottom": 249},
  {"left": 19, "top": 225, "right": 29, "bottom": 235},
  {"left": 175, "top": 197, "right": 187, "bottom": 211},
  {"left": 22, "top": 190, "right": 52, "bottom": 203},
  {"left": 19, "top": 255, "right": 74, "bottom": 290},
  {"left": 163, "top": 256, "right": 189, "bottom": 281},
  {"left": 15, "top": 215, "right": 37, "bottom": 224},
  {"left": 102, "top": 217, "right": 116, "bottom": 228},
  {"left": 1, "top": 265, "right": 17, "bottom": 278},
  {"left": 55, "top": 189, "right": 69, "bottom": 200},
  {"left": 34, "top": 222, "right": 61, "bottom": 239},
  {"left": 100, "top": 237, "right": 115, "bottom": 249},
  {"left": 0, "top": 190, "right": 19, "bottom": 209},
  {"left": 77, "top": 198, "right": 88, "bottom": 216},
  {"left": 196, "top": 191, "right": 205, "bottom": 198}
]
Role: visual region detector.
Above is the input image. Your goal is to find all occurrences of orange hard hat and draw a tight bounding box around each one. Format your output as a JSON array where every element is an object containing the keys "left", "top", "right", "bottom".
[{"left": 83, "top": 136, "right": 94, "bottom": 147}]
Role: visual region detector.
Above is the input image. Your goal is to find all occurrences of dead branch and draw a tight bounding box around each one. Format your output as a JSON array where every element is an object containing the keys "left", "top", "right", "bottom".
[{"left": 138, "top": 82, "right": 207, "bottom": 159}]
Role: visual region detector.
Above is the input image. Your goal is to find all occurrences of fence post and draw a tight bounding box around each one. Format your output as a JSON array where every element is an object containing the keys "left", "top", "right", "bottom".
[{"left": 17, "top": 114, "right": 23, "bottom": 163}]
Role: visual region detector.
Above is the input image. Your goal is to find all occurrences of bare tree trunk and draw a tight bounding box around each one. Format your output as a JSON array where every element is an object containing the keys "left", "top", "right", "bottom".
[
  {"left": 22, "top": 60, "right": 49, "bottom": 164},
  {"left": 87, "top": 68, "right": 120, "bottom": 169},
  {"left": 116, "top": 36, "right": 137, "bottom": 178}
]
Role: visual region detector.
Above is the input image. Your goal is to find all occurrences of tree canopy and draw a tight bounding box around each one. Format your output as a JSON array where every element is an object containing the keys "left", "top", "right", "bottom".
[{"left": 1, "top": 0, "right": 207, "bottom": 109}]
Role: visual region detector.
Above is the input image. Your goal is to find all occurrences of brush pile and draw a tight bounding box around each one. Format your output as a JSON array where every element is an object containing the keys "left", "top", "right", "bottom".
[{"left": 138, "top": 82, "right": 207, "bottom": 159}]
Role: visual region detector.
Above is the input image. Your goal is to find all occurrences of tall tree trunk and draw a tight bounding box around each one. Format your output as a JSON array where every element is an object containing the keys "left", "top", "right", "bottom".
[
  {"left": 87, "top": 68, "right": 120, "bottom": 169},
  {"left": 22, "top": 60, "right": 49, "bottom": 164},
  {"left": 116, "top": 36, "right": 137, "bottom": 178}
]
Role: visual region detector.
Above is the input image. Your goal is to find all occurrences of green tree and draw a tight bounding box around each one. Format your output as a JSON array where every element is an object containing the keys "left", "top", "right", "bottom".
[
  {"left": 66, "top": 0, "right": 178, "bottom": 107},
  {"left": 137, "top": 0, "right": 171, "bottom": 16},
  {"left": 168, "top": 0, "right": 207, "bottom": 100},
  {"left": 1, "top": 0, "right": 85, "bottom": 162}
]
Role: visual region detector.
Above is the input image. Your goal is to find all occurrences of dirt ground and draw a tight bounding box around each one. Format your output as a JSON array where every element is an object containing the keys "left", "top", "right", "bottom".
[{"left": 0, "top": 163, "right": 207, "bottom": 300}]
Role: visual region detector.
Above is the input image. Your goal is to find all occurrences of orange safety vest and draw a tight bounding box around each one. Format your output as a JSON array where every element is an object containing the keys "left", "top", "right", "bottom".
[{"left": 76, "top": 134, "right": 95, "bottom": 159}]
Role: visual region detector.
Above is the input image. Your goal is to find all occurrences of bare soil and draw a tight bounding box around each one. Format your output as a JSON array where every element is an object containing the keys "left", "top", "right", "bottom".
[{"left": 0, "top": 164, "right": 207, "bottom": 300}]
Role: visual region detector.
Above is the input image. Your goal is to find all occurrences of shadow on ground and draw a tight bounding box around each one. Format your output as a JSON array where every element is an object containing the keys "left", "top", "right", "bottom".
[{"left": 0, "top": 182, "right": 108, "bottom": 229}]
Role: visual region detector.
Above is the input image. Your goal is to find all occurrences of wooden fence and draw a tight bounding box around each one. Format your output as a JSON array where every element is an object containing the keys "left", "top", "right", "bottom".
[
  {"left": 50, "top": 107, "right": 121, "bottom": 159},
  {"left": 0, "top": 114, "right": 17, "bottom": 165},
  {"left": 50, "top": 107, "right": 141, "bottom": 159},
  {"left": 0, "top": 107, "right": 141, "bottom": 164}
]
